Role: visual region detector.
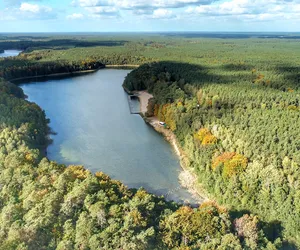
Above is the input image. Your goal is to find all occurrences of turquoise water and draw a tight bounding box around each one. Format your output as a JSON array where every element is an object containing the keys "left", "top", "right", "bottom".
[{"left": 20, "top": 69, "right": 197, "bottom": 203}]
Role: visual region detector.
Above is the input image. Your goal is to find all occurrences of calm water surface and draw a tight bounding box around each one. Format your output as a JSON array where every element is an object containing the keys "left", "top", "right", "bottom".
[
  {"left": 0, "top": 50, "right": 22, "bottom": 57},
  {"left": 20, "top": 69, "right": 196, "bottom": 203}
]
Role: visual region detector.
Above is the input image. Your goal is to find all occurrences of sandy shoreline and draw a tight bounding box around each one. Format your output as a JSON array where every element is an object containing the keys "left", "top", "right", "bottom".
[
  {"left": 106, "top": 65, "right": 139, "bottom": 69},
  {"left": 137, "top": 91, "right": 208, "bottom": 204},
  {"left": 136, "top": 91, "right": 153, "bottom": 115}
]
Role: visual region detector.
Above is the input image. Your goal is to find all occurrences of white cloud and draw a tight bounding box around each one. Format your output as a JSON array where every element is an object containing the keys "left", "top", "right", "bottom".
[
  {"left": 73, "top": 0, "right": 213, "bottom": 9},
  {"left": 114, "top": 0, "right": 213, "bottom": 9},
  {"left": 152, "top": 9, "right": 176, "bottom": 19},
  {"left": 186, "top": 0, "right": 300, "bottom": 21},
  {"left": 86, "top": 6, "right": 119, "bottom": 16},
  {"left": 72, "top": 0, "right": 211, "bottom": 19},
  {"left": 72, "top": 0, "right": 113, "bottom": 7},
  {"left": 18, "top": 2, "right": 56, "bottom": 19},
  {"left": 67, "top": 13, "right": 84, "bottom": 19},
  {"left": 132, "top": 9, "right": 153, "bottom": 15},
  {"left": 20, "top": 3, "right": 51, "bottom": 13},
  {"left": 4, "top": 0, "right": 300, "bottom": 23}
]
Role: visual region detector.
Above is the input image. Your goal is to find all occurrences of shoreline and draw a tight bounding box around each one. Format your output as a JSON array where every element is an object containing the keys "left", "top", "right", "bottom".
[
  {"left": 105, "top": 65, "right": 139, "bottom": 69},
  {"left": 137, "top": 91, "right": 209, "bottom": 204},
  {"left": 9, "top": 64, "right": 138, "bottom": 83}
]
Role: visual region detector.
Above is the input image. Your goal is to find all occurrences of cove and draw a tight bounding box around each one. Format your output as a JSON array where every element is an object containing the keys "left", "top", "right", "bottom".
[{"left": 20, "top": 69, "right": 197, "bottom": 204}]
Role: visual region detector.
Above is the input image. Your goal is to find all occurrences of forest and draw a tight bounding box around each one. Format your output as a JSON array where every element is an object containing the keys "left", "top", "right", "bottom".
[
  {"left": 123, "top": 59, "right": 300, "bottom": 247},
  {"left": 0, "top": 33, "right": 299, "bottom": 249}
]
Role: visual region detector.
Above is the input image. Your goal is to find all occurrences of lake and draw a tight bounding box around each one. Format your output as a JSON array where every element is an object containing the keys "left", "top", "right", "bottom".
[
  {"left": 20, "top": 69, "right": 197, "bottom": 203},
  {"left": 0, "top": 50, "right": 22, "bottom": 57}
]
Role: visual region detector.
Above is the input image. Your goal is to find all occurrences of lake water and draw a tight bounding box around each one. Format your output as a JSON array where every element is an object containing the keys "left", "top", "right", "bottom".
[
  {"left": 0, "top": 50, "right": 22, "bottom": 57},
  {"left": 20, "top": 69, "right": 197, "bottom": 203}
]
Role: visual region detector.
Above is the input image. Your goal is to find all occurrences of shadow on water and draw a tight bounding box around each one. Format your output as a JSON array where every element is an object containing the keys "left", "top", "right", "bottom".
[{"left": 12, "top": 70, "right": 99, "bottom": 85}]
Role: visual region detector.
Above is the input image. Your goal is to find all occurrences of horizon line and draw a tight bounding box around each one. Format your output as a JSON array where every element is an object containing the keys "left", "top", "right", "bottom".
[{"left": 1, "top": 31, "right": 300, "bottom": 34}]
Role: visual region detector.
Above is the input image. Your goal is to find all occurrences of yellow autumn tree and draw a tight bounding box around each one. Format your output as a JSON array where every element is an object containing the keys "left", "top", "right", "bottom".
[
  {"left": 212, "top": 152, "right": 248, "bottom": 177},
  {"left": 194, "top": 128, "right": 217, "bottom": 146},
  {"left": 67, "top": 165, "right": 90, "bottom": 180},
  {"left": 164, "top": 105, "right": 177, "bottom": 131}
]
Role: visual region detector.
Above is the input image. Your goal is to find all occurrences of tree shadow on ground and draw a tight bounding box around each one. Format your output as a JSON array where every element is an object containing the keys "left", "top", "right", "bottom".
[
  {"left": 123, "top": 61, "right": 255, "bottom": 91},
  {"left": 275, "top": 65, "right": 300, "bottom": 89},
  {"left": 125, "top": 61, "right": 300, "bottom": 93},
  {"left": 222, "top": 63, "right": 254, "bottom": 71}
]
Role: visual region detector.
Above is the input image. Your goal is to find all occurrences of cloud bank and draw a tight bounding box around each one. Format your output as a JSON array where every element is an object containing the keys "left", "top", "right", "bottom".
[{"left": 0, "top": 0, "right": 300, "bottom": 31}]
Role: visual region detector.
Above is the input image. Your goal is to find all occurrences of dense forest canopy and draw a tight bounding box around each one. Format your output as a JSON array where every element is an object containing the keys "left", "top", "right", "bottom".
[
  {"left": 123, "top": 59, "right": 300, "bottom": 247},
  {"left": 0, "top": 33, "right": 299, "bottom": 249}
]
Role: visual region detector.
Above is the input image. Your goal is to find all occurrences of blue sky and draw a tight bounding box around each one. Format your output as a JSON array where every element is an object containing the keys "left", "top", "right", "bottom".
[{"left": 0, "top": 0, "right": 299, "bottom": 32}]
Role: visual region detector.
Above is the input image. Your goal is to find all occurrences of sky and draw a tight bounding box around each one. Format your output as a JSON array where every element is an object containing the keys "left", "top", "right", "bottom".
[{"left": 0, "top": 0, "right": 299, "bottom": 32}]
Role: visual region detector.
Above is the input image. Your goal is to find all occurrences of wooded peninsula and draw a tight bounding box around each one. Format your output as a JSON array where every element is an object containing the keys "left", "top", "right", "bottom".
[{"left": 0, "top": 33, "right": 299, "bottom": 249}]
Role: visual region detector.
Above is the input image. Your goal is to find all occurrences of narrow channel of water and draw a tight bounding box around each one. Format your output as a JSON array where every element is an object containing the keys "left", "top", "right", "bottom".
[{"left": 20, "top": 69, "right": 197, "bottom": 204}]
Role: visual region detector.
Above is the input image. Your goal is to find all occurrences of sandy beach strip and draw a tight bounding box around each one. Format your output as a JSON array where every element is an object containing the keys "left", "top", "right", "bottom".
[{"left": 136, "top": 91, "right": 153, "bottom": 115}]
